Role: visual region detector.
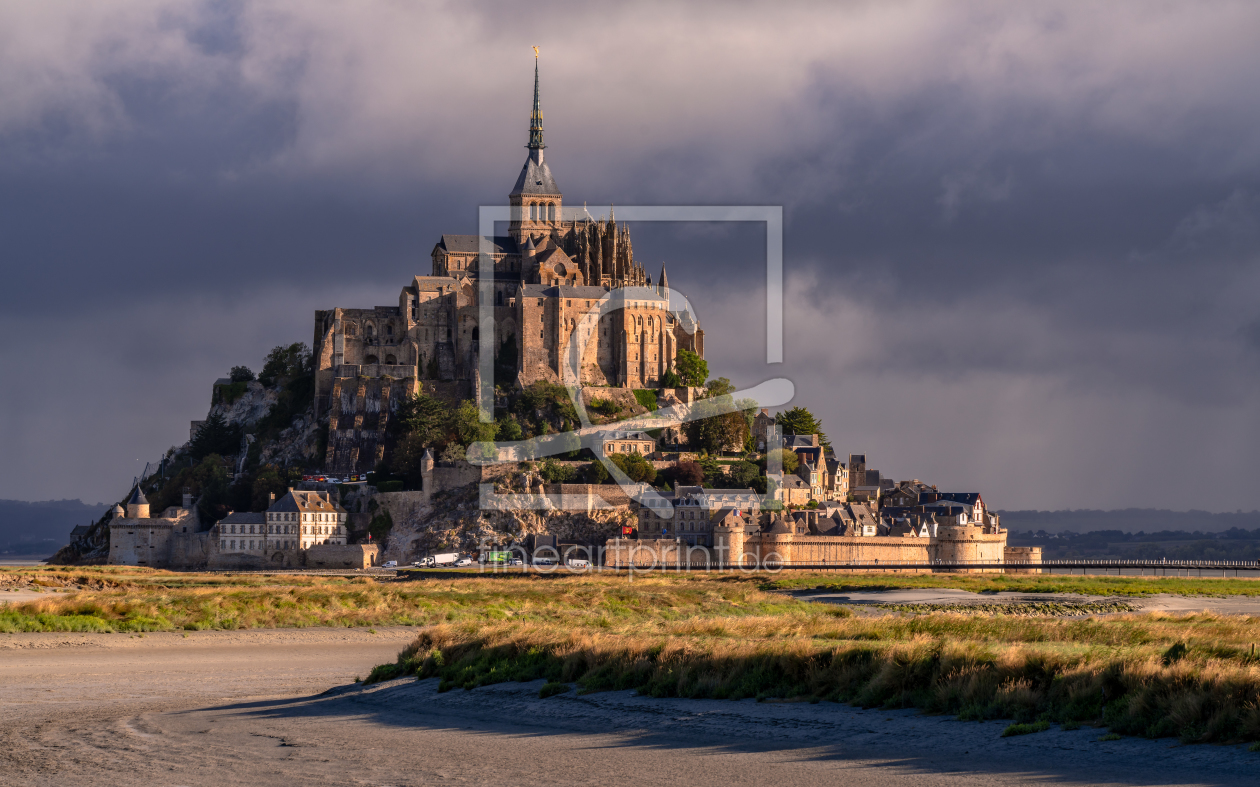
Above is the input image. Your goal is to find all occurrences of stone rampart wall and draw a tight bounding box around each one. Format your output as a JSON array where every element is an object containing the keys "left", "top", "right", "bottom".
[
  {"left": 304, "top": 543, "right": 379, "bottom": 569},
  {"left": 607, "top": 530, "right": 1011, "bottom": 573}
]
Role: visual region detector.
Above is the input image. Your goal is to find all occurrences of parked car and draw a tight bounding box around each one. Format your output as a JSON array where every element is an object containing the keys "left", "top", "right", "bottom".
[
  {"left": 455, "top": 558, "right": 474, "bottom": 567},
  {"left": 566, "top": 559, "right": 590, "bottom": 569},
  {"left": 507, "top": 558, "right": 524, "bottom": 567},
  {"left": 534, "top": 558, "right": 555, "bottom": 566},
  {"left": 382, "top": 560, "right": 398, "bottom": 568}
]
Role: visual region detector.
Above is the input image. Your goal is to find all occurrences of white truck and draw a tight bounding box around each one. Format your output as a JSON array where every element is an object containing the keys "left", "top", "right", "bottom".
[{"left": 422, "top": 553, "right": 460, "bottom": 567}]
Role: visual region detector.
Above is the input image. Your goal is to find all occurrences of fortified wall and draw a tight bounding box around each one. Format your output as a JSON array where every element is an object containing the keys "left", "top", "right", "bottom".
[{"left": 607, "top": 524, "right": 1039, "bottom": 573}]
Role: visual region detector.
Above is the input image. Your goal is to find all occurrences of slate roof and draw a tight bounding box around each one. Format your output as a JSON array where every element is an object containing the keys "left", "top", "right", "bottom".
[
  {"left": 218, "top": 512, "right": 266, "bottom": 525},
  {"left": 775, "top": 474, "right": 808, "bottom": 489},
  {"left": 937, "top": 492, "right": 981, "bottom": 506},
  {"left": 519, "top": 284, "right": 612, "bottom": 299},
  {"left": 127, "top": 487, "right": 148, "bottom": 506},
  {"left": 765, "top": 514, "right": 793, "bottom": 535},
  {"left": 436, "top": 235, "right": 518, "bottom": 255},
  {"left": 511, "top": 153, "right": 560, "bottom": 195},
  {"left": 267, "top": 490, "right": 347, "bottom": 516}
]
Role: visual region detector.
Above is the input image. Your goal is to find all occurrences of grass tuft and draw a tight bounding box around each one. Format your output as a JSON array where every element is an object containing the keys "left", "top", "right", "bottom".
[
  {"left": 1002, "top": 720, "right": 1051, "bottom": 737},
  {"left": 539, "top": 681, "right": 570, "bottom": 698}
]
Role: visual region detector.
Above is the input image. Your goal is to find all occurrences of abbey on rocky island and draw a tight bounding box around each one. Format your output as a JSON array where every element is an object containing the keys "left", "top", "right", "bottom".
[{"left": 311, "top": 57, "right": 704, "bottom": 475}]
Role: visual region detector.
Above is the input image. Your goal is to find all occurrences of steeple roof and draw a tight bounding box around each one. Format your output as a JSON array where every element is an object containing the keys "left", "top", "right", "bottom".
[
  {"left": 511, "top": 52, "right": 560, "bottom": 197},
  {"left": 127, "top": 486, "right": 148, "bottom": 506},
  {"left": 529, "top": 53, "right": 544, "bottom": 151}
]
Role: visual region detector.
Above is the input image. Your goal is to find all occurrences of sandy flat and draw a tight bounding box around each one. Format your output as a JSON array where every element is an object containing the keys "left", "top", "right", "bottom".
[
  {"left": 2, "top": 627, "right": 1258, "bottom": 786},
  {"left": 795, "top": 587, "right": 1260, "bottom": 615}
]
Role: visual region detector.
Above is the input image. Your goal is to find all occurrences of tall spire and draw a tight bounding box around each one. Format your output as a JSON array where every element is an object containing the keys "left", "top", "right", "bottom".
[
  {"left": 528, "top": 47, "right": 545, "bottom": 152},
  {"left": 658, "top": 263, "right": 669, "bottom": 296}
]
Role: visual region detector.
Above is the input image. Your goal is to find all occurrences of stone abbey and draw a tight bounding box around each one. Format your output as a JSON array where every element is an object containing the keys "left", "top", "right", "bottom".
[{"left": 312, "top": 59, "right": 703, "bottom": 475}]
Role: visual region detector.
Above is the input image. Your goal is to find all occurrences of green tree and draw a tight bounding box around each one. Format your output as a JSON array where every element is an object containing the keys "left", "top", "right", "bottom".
[
  {"left": 764, "top": 448, "right": 799, "bottom": 474},
  {"left": 539, "top": 459, "right": 577, "bottom": 483},
  {"left": 390, "top": 433, "right": 431, "bottom": 490},
  {"left": 192, "top": 455, "right": 232, "bottom": 523},
  {"left": 775, "top": 406, "right": 829, "bottom": 446},
  {"left": 496, "top": 413, "right": 523, "bottom": 442},
  {"left": 258, "top": 343, "right": 311, "bottom": 387},
  {"left": 728, "top": 461, "right": 761, "bottom": 488},
  {"left": 684, "top": 408, "right": 750, "bottom": 454},
  {"left": 704, "top": 377, "right": 736, "bottom": 398},
  {"left": 250, "top": 464, "right": 303, "bottom": 511},
  {"left": 584, "top": 461, "right": 610, "bottom": 484},
  {"left": 660, "top": 368, "right": 684, "bottom": 388},
  {"left": 674, "top": 349, "right": 708, "bottom": 387},
  {"left": 452, "top": 401, "right": 497, "bottom": 447},
  {"left": 608, "top": 453, "right": 657, "bottom": 484},
  {"left": 189, "top": 412, "right": 242, "bottom": 460},
  {"left": 229, "top": 366, "right": 255, "bottom": 383},
  {"left": 391, "top": 393, "right": 449, "bottom": 444}
]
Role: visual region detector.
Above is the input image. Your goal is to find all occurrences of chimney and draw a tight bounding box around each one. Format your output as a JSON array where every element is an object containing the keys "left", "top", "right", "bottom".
[{"left": 269, "top": 492, "right": 276, "bottom": 504}]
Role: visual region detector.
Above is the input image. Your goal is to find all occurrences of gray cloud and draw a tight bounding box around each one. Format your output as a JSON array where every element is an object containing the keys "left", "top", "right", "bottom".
[{"left": 1, "top": 1, "right": 1259, "bottom": 510}]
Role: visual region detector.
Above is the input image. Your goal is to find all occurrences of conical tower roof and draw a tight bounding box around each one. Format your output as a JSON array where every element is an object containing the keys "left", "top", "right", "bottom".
[{"left": 127, "top": 486, "right": 148, "bottom": 506}]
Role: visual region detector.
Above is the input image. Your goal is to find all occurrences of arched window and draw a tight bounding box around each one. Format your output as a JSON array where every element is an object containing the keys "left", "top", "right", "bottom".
[
  {"left": 386, "top": 324, "right": 394, "bottom": 336},
  {"left": 385, "top": 354, "right": 397, "bottom": 364},
  {"left": 530, "top": 203, "right": 537, "bottom": 221},
  {"left": 471, "top": 327, "right": 479, "bottom": 341},
  {"left": 364, "top": 354, "right": 379, "bottom": 365},
  {"left": 547, "top": 203, "right": 556, "bottom": 221}
]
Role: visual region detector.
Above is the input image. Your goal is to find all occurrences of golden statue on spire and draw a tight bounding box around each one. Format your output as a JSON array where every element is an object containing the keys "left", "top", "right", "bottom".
[{"left": 533, "top": 45, "right": 539, "bottom": 58}]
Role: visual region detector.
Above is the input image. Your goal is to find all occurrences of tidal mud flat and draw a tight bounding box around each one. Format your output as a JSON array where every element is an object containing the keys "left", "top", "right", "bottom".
[
  {"left": 794, "top": 587, "right": 1260, "bottom": 616},
  {"left": 2, "top": 627, "right": 1258, "bottom": 787}
]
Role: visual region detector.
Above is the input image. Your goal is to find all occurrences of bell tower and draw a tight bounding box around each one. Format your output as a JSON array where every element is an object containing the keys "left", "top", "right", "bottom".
[{"left": 509, "top": 48, "right": 562, "bottom": 246}]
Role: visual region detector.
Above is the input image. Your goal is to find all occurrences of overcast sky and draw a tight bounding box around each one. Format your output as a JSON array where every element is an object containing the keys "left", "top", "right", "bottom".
[{"left": 1, "top": 1, "right": 1258, "bottom": 510}]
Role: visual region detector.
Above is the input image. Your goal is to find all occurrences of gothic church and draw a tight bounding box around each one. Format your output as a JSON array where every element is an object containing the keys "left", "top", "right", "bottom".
[{"left": 312, "top": 58, "right": 704, "bottom": 474}]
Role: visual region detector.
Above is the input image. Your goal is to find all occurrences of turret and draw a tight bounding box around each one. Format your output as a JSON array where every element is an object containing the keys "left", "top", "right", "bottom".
[{"left": 125, "top": 486, "right": 150, "bottom": 519}]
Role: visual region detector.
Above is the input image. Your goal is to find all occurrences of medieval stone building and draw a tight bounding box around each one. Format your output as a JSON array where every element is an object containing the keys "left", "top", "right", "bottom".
[{"left": 312, "top": 58, "right": 704, "bottom": 474}]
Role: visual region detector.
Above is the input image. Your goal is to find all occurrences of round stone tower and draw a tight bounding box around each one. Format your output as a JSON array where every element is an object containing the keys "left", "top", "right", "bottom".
[
  {"left": 712, "top": 511, "right": 746, "bottom": 569},
  {"left": 125, "top": 486, "right": 150, "bottom": 519}
]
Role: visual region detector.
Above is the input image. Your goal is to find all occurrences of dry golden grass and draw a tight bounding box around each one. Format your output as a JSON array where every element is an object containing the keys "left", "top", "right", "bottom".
[{"left": 10, "top": 567, "right": 1260, "bottom": 743}]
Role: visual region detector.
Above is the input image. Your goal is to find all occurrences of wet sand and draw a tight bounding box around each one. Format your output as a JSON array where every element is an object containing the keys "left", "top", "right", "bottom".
[
  {"left": 794, "top": 587, "right": 1260, "bottom": 614},
  {"left": 3, "top": 627, "right": 1259, "bottom": 786}
]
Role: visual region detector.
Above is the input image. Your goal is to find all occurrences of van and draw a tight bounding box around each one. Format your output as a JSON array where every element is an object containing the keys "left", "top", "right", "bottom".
[
  {"left": 383, "top": 560, "right": 398, "bottom": 568},
  {"left": 566, "top": 559, "right": 590, "bottom": 569}
]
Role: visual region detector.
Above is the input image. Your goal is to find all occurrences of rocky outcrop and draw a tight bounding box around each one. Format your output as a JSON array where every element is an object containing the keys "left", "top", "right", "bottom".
[{"left": 373, "top": 478, "right": 634, "bottom": 564}]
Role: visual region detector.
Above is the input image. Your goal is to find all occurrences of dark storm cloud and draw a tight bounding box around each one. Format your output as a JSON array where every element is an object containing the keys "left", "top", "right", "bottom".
[{"left": 1, "top": 1, "right": 1258, "bottom": 508}]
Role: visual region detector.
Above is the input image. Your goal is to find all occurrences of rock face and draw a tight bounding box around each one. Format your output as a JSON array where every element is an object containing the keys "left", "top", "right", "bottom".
[
  {"left": 214, "top": 382, "right": 278, "bottom": 428},
  {"left": 373, "top": 480, "right": 634, "bottom": 564}
]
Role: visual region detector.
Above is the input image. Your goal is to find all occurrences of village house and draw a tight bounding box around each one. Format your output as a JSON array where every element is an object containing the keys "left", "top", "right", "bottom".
[{"left": 599, "top": 430, "right": 656, "bottom": 456}]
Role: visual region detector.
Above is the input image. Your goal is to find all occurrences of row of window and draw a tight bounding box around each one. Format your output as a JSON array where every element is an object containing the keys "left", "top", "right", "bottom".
[
  {"left": 528, "top": 202, "right": 557, "bottom": 221},
  {"left": 226, "top": 523, "right": 344, "bottom": 535},
  {"left": 267, "top": 512, "right": 344, "bottom": 523},
  {"left": 220, "top": 538, "right": 341, "bottom": 551}
]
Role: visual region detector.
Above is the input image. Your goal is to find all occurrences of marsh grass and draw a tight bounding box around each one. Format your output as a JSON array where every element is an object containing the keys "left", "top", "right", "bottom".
[
  {"left": 372, "top": 619, "right": 1260, "bottom": 744},
  {"left": 11, "top": 567, "right": 1260, "bottom": 745},
  {"left": 768, "top": 572, "right": 1260, "bottom": 597},
  {"left": 0, "top": 571, "right": 806, "bottom": 633}
]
